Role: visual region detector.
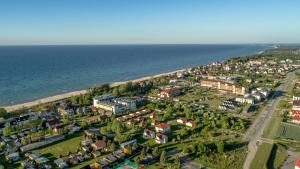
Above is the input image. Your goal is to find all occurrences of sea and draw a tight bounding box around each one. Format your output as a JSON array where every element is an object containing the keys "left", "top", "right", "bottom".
[{"left": 0, "top": 44, "right": 272, "bottom": 106}]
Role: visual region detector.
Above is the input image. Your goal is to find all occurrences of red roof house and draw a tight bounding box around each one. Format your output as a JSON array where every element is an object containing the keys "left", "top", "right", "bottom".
[
  {"left": 295, "top": 157, "right": 300, "bottom": 169},
  {"left": 91, "top": 140, "right": 107, "bottom": 150},
  {"left": 155, "top": 123, "right": 171, "bottom": 133}
]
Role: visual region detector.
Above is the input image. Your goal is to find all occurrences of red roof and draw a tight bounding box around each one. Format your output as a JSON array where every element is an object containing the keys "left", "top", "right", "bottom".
[
  {"left": 289, "top": 110, "right": 300, "bottom": 115},
  {"left": 92, "top": 140, "right": 106, "bottom": 149},
  {"left": 292, "top": 116, "right": 300, "bottom": 121},
  {"left": 144, "top": 129, "right": 155, "bottom": 135},
  {"left": 156, "top": 123, "right": 170, "bottom": 129},
  {"left": 293, "top": 101, "right": 300, "bottom": 106},
  {"left": 156, "top": 133, "right": 168, "bottom": 139},
  {"left": 161, "top": 87, "right": 180, "bottom": 96},
  {"left": 295, "top": 157, "right": 300, "bottom": 167}
]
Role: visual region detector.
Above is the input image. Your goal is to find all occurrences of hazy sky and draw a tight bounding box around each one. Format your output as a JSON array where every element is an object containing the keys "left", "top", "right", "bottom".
[{"left": 1, "top": 0, "right": 300, "bottom": 45}]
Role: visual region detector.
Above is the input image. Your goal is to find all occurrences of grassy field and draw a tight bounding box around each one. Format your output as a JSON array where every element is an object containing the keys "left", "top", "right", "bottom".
[
  {"left": 262, "top": 115, "right": 282, "bottom": 139},
  {"left": 250, "top": 143, "right": 274, "bottom": 169},
  {"left": 33, "top": 133, "right": 84, "bottom": 159},
  {"left": 276, "top": 122, "right": 300, "bottom": 141}
]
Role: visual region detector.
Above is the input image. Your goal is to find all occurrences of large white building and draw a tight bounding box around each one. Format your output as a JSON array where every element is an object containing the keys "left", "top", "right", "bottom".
[{"left": 93, "top": 95, "right": 136, "bottom": 114}]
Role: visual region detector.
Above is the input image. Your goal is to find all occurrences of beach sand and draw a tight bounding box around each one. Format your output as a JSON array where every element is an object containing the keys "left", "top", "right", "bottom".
[{"left": 4, "top": 69, "right": 185, "bottom": 112}]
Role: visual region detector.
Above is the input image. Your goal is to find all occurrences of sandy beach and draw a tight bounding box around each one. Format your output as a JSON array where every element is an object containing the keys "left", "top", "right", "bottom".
[{"left": 4, "top": 69, "right": 185, "bottom": 112}]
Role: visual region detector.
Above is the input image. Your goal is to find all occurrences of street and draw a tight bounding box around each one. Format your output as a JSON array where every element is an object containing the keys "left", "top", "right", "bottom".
[{"left": 243, "top": 71, "right": 295, "bottom": 169}]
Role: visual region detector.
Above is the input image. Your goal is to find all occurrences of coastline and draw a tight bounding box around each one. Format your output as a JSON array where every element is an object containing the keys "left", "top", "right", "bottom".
[{"left": 3, "top": 69, "right": 185, "bottom": 112}]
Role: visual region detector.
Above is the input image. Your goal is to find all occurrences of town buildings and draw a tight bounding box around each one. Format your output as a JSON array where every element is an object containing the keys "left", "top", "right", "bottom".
[
  {"left": 155, "top": 123, "right": 171, "bottom": 134},
  {"left": 158, "top": 86, "right": 181, "bottom": 98},
  {"left": 200, "top": 79, "right": 248, "bottom": 95},
  {"left": 93, "top": 95, "right": 137, "bottom": 114}
]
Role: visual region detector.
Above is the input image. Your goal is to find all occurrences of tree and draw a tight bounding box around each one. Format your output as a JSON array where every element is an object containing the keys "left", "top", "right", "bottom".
[
  {"left": 112, "top": 87, "right": 120, "bottom": 95},
  {"left": 80, "top": 120, "right": 89, "bottom": 129},
  {"left": 174, "top": 155, "right": 181, "bottom": 168},
  {"left": 197, "top": 142, "right": 208, "bottom": 156},
  {"left": 215, "top": 141, "right": 225, "bottom": 153},
  {"left": 133, "top": 156, "right": 141, "bottom": 163},
  {"left": 152, "top": 147, "right": 160, "bottom": 157},
  {"left": 3, "top": 124, "right": 12, "bottom": 136},
  {"left": 127, "top": 146, "right": 133, "bottom": 155},
  {"left": 220, "top": 116, "right": 230, "bottom": 129},
  {"left": 0, "top": 108, "right": 8, "bottom": 118},
  {"left": 110, "top": 142, "right": 116, "bottom": 152},
  {"left": 140, "top": 147, "right": 146, "bottom": 159},
  {"left": 160, "top": 150, "right": 167, "bottom": 164}
]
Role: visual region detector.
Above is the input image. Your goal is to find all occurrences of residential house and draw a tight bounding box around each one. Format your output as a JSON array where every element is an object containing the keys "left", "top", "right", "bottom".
[
  {"left": 54, "top": 158, "right": 68, "bottom": 169},
  {"left": 113, "top": 150, "right": 126, "bottom": 160},
  {"left": 292, "top": 116, "right": 300, "bottom": 125},
  {"left": 289, "top": 110, "right": 300, "bottom": 117},
  {"left": 94, "top": 160, "right": 109, "bottom": 169},
  {"left": 6, "top": 152, "right": 20, "bottom": 161},
  {"left": 159, "top": 87, "right": 181, "bottom": 98},
  {"left": 293, "top": 93, "right": 300, "bottom": 101},
  {"left": 235, "top": 95, "right": 255, "bottom": 104},
  {"left": 104, "top": 154, "right": 117, "bottom": 164},
  {"left": 293, "top": 101, "right": 300, "bottom": 111},
  {"left": 46, "top": 118, "right": 64, "bottom": 131},
  {"left": 186, "top": 121, "right": 198, "bottom": 127},
  {"left": 91, "top": 140, "right": 106, "bottom": 151},
  {"left": 295, "top": 156, "right": 300, "bottom": 169},
  {"left": 155, "top": 123, "right": 171, "bottom": 133},
  {"left": 151, "top": 119, "right": 160, "bottom": 126},
  {"left": 120, "top": 139, "right": 137, "bottom": 154},
  {"left": 155, "top": 133, "right": 168, "bottom": 144},
  {"left": 177, "top": 117, "right": 187, "bottom": 124},
  {"left": 81, "top": 139, "right": 93, "bottom": 146},
  {"left": 150, "top": 112, "right": 156, "bottom": 119},
  {"left": 143, "top": 129, "right": 155, "bottom": 139}
]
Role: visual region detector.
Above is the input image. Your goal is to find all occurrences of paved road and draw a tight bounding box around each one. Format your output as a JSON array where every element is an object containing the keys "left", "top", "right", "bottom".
[{"left": 243, "top": 71, "right": 295, "bottom": 169}]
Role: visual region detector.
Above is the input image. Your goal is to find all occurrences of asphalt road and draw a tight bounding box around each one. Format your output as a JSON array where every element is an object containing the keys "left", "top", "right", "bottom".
[{"left": 243, "top": 71, "right": 295, "bottom": 169}]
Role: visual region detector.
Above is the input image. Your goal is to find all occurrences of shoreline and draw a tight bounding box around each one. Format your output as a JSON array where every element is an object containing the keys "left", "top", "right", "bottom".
[
  {"left": 3, "top": 45, "right": 274, "bottom": 112},
  {"left": 3, "top": 69, "right": 185, "bottom": 112}
]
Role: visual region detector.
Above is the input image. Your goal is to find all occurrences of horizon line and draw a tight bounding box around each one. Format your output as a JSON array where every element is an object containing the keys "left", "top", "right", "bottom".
[{"left": 0, "top": 42, "right": 298, "bottom": 47}]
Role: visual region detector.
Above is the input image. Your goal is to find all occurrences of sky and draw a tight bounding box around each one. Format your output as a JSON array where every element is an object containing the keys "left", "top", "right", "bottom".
[{"left": 0, "top": 0, "right": 300, "bottom": 45}]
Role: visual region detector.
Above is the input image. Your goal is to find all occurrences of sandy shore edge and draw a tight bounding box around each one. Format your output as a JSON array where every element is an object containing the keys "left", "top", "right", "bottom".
[{"left": 4, "top": 69, "right": 185, "bottom": 112}]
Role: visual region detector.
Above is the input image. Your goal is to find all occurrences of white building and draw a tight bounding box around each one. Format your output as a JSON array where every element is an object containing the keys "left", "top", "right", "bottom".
[
  {"left": 93, "top": 95, "right": 136, "bottom": 114},
  {"left": 293, "top": 94, "right": 300, "bottom": 101}
]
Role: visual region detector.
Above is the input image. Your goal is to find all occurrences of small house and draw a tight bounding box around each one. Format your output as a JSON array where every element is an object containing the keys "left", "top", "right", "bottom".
[
  {"left": 143, "top": 129, "right": 155, "bottom": 139},
  {"left": 91, "top": 140, "right": 106, "bottom": 151},
  {"left": 155, "top": 133, "right": 168, "bottom": 144},
  {"left": 155, "top": 123, "right": 171, "bottom": 133}
]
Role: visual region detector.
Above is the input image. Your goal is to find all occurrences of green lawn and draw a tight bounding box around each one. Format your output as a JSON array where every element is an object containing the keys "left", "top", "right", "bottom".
[
  {"left": 262, "top": 116, "right": 282, "bottom": 139},
  {"left": 33, "top": 133, "right": 84, "bottom": 159},
  {"left": 250, "top": 143, "right": 273, "bottom": 169}
]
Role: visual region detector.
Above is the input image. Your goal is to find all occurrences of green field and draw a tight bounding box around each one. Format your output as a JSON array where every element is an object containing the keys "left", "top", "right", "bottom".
[
  {"left": 276, "top": 122, "right": 300, "bottom": 140},
  {"left": 33, "top": 133, "right": 84, "bottom": 159},
  {"left": 250, "top": 143, "right": 273, "bottom": 169},
  {"left": 262, "top": 116, "right": 282, "bottom": 139}
]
